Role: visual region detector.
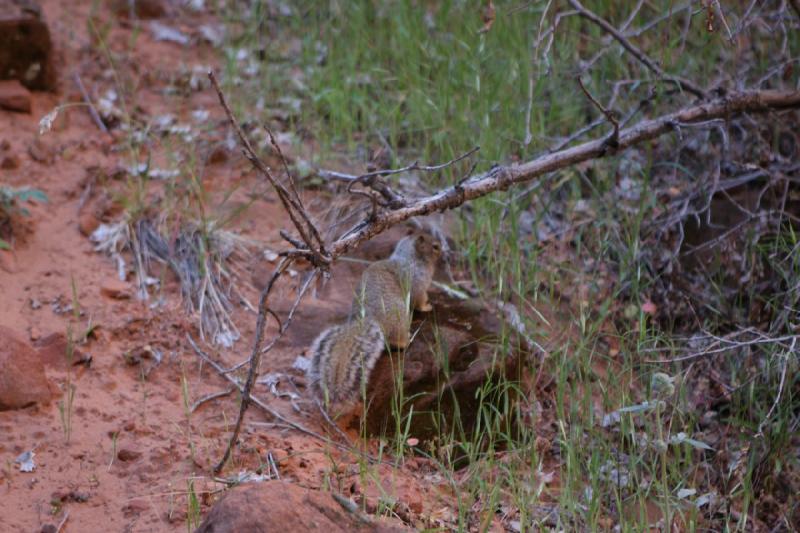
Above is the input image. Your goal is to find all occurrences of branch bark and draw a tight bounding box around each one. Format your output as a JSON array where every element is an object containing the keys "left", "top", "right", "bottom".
[{"left": 321, "top": 89, "right": 800, "bottom": 259}]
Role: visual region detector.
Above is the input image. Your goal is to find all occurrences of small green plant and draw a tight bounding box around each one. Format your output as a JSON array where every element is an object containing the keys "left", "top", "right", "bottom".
[
  {"left": 57, "top": 382, "right": 76, "bottom": 443},
  {"left": 0, "top": 186, "right": 47, "bottom": 249},
  {"left": 186, "top": 478, "right": 201, "bottom": 532}
]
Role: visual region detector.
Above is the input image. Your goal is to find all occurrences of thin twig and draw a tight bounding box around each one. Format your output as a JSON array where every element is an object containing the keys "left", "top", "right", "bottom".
[
  {"left": 757, "top": 337, "right": 795, "bottom": 436},
  {"left": 208, "top": 71, "right": 328, "bottom": 268},
  {"left": 55, "top": 511, "right": 70, "bottom": 533},
  {"left": 576, "top": 76, "right": 619, "bottom": 150},
  {"left": 72, "top": 72, "right": 109, "bottom": 134},
  {"left": 213, "top": 257, "right": 292, "bottom": 473},
  {"left": 190, "top": 388, "right": 235, "bottom": 413},
  {"left": 568, "top": 0, "right": 707, "bottom": 99}
]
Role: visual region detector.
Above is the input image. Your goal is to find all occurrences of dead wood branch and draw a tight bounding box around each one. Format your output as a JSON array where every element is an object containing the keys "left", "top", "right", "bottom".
[
  {"left": 208, "top": 72, "right": 327, "bottom": 267},
  {"left": 72, "top": 72, "right": 109, "bottom": 135},
  {"left": 568, "top": 0, "right": 707, "bottom": 99},
  {"left": 213, "top": 257, "right": 294, "bottom": 473},
  {"left": 316, "top": 90, "right": 800, "bottom": 260}
]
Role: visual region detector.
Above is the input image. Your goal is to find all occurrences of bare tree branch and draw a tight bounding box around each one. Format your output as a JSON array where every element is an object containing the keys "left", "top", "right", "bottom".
[
  {"left": 318, "top": 89, "right": 800, "bottom": 260},
  {"left": 213, "top": 257, "right": 293, "bottom": 473},
  {"left": 208, "top": 72, "right": 328, "bottom": 267}
]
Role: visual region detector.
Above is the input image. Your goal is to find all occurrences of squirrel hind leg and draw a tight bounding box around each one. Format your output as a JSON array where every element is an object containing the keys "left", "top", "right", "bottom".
[
  {"left": 384, "top": 325, "right": 410, "bottom": 349},
  {"left": 414, "top": 292, "right": 433, "bottom": 312}
]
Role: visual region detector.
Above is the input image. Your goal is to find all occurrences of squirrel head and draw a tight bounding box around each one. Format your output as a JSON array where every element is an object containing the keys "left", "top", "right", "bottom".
[{"left": 413, "top": 233, "right": 442, "bottom": 260}]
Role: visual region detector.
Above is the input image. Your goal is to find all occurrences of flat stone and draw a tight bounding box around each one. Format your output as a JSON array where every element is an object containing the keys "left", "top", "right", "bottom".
[
  {"left": 358, "top": 293, "right": 528, "bottom": 440},
  {"left": 0, "top": 80, "right": 31, "bottom": 113},
  {"left": 0, "top": 0, "right": 56, "bottom": 91}
]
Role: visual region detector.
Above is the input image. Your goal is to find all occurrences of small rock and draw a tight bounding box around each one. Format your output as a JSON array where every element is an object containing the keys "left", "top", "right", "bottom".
[
  {"left": 0, "top": 1, "right": 56, "bottom": 91},
  {"left": 34, "top": 332, "right": 87, "bottom": 369},
  {"left": 0, "top": 80, "right": 32, "bottom": 113},
  {"left": 28, "top": 138, "right": 54, "bottom": 164},
  {"left": 117, "top": 448, "right": 142, "bottom": 462},
  {"left": 100, "top": 279, "right": 131, "bottom": 299},
  {"left": 0, "top": 325, "right": 54, "bottom": 410},
  {"left": 1, "top": 153, "right": 20, "bottom": 169},
  {"left": 28, "top": 326, "right": 40, "bottom": 342},
  {"left": 121, "top": 499, "right": 149, "bottom": 517},
  {"left": 78, "top": 211, "right": 101, "bottom": 237},
  {"left": 207, "top": 143, "right": 229, "bottom": 164}
]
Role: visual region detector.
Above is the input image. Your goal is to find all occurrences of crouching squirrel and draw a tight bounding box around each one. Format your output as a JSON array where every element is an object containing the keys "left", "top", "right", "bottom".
[{"left": 307, "top": 234, "right": 441, "bottom": 411}]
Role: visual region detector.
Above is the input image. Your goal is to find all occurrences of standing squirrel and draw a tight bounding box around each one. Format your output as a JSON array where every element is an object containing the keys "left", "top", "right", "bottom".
[{"left": 307, "top": 233, "right": 441, "bottom": 412}]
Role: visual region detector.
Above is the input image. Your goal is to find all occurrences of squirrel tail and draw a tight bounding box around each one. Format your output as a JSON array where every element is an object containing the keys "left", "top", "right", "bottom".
[{"left": 307, "top": 318, "right": 385, "bottom": 409}]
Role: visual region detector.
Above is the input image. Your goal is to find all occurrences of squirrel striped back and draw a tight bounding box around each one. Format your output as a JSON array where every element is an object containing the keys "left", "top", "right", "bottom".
[{"left": 307, "top": 318, "right": 385, "bottom": 410}]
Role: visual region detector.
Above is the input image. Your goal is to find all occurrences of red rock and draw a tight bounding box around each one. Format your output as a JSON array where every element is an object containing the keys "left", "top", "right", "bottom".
[
  {"left": 197, "top": 481, "right": 407, "bottom": 533},
  {"left": 0, "top": 0, "right": 55, "bottom": 91},
  {"left": 78, "top": 211, "right": 100, "bottom": 236},
  {"left": 117, "top": 448, "right": 142, "bottom": 462},
  {"left": 0, "top": 325, "right": 54, "bottom": 410},
  {"left": 0, "top": 80, "right": 31, "bottom": 113},
  {"left": 34, "top": 332, "right": 87, "bottom": 369},
  {"left": 1, "top": 153, "right": 19, "bottom": 169},
  {"left": 207, "top": 144, "right": 230, "bottom": 165},
  {"left": 100, "top": 279, "right": 131, "bottom": 299},
  {"left": 28, "top": 138, "right": 54, "bottom": 164}
]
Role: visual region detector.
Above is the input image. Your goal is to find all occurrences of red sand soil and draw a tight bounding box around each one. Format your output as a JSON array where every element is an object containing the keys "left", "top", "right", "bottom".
[{"left": 0, "top": 1, "right": 476, "bottom": 531}]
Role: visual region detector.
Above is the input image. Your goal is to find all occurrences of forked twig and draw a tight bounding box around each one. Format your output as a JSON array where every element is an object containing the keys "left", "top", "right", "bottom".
[
  {"left": 208, "top": 71, "right": 328, "bottom": 267},
  {"left": 576, "top": 76, "right": 619, "bottom": 151},
  {"left": 190, "top": 388, "right": 235, "bottom": 413},
  {"left": 213, "top": 257, "right": 292, "bottom": 473},
  {"left": 568, "top": 0, "right": 707, "bottom": 99}
]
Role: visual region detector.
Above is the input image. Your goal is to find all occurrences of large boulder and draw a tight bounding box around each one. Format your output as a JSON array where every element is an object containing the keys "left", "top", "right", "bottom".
[
  {"left": 196, "top": 481, "right": 406, "bottom": 533},
  {"left": 0, "top": 325, "right": 54, "bottom": 410},
  {"left": 0, "top": 0, "right": 56, "bottom": 91}
]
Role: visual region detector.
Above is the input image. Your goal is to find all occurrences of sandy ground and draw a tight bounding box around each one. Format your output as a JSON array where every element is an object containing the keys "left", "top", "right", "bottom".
[{"left": 0, "top": 2, "right": 461, "bottom": 531}]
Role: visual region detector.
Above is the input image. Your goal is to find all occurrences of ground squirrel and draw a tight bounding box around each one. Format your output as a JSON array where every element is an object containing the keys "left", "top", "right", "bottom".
[{"left": 307, "top": 233, "right": 441, "bottom": 411}]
